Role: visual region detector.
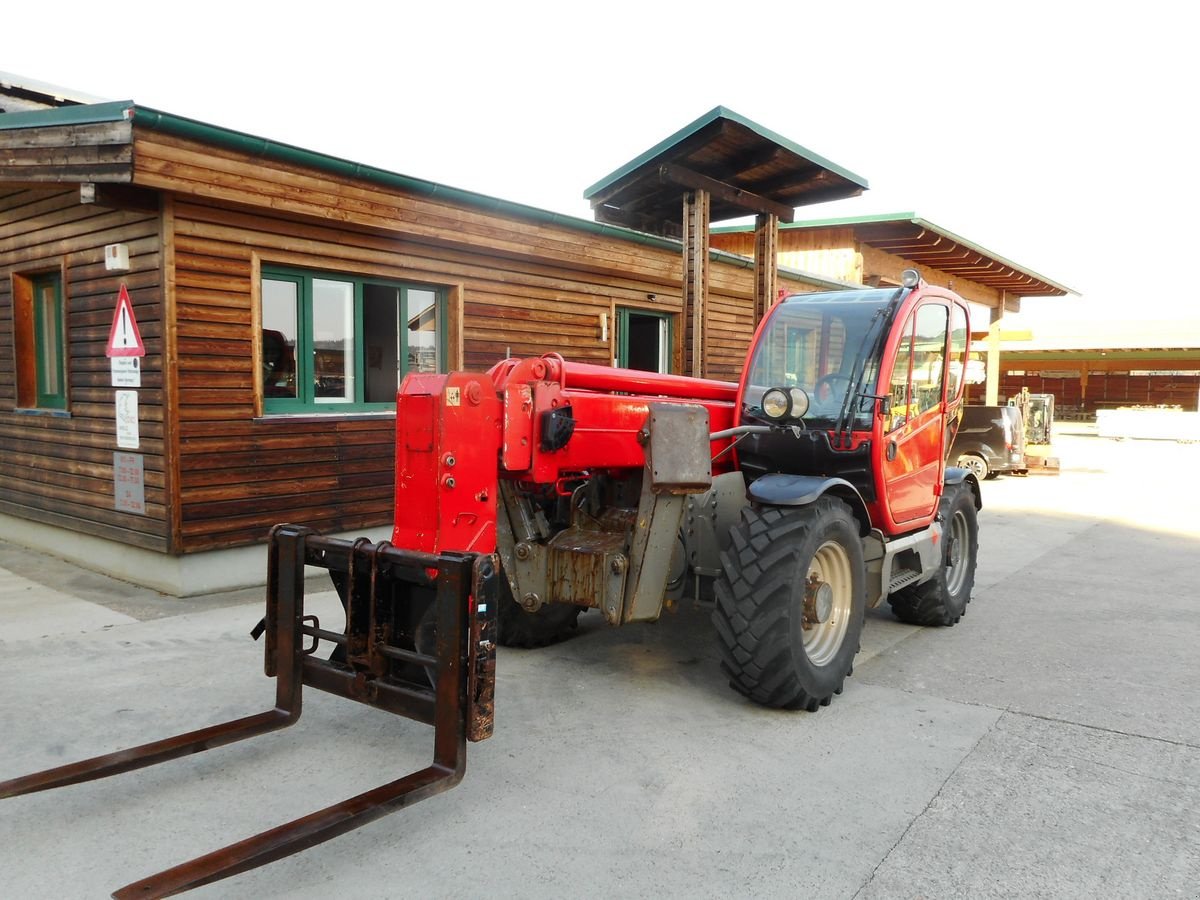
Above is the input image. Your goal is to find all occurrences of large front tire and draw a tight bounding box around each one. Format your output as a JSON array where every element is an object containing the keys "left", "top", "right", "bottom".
[
  {"left": 888, "top": 482, "right": 979, "bottom": 626},
  {"left": 713, "top": 499, "right": 866, "bottom": 711}
]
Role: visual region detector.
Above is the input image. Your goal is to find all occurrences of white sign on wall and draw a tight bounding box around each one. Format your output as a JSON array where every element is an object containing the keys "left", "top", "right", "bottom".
[
  {"left": 111, "top": 357, "right": 141, "bottom": 388},
  {"left": 114, "top": 452, "right": 146, "bottom": 515},
  {"left": 116, "top": 390, "right": 140, "bottom": 449}
]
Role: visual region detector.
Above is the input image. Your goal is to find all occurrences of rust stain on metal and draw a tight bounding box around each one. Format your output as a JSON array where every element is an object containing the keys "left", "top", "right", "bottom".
[{"left": 468, "top": 555, "right": 499, "bottom": 742}]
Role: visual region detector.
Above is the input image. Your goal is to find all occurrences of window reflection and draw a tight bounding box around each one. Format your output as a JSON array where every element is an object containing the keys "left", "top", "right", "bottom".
[
  {"left": 312, "top": 279, "right": 354, "bottom": 402},
  {"left": 260, "top": 270, "right": 444, "bottom": 410},
  {"left": 407, "top": 288, "right": 438, "bottom": 374},
  {"left": 37, "top": 284, "right": 60, "bottom": 395},
  {"left": 887, "top": 315, "right": 914, "bottom": 432},
  {"left": 262, "top": 279, "right": 298, "bottom": 398},
  {"left": 947, "top": 305, "right": 968, "bottom": 399},
  {"left": 911, "top": 305, "right": 948, "bottom": 417}
]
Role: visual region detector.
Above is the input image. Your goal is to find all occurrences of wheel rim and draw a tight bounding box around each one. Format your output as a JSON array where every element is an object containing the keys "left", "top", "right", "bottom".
[
  {"left": 958, "top": 455, "right": 986, "bottom": 479},
  {"left": 945, "top": 509, "right": 970, "bottom": 595},
  {"left": 803, "top": 540, "right": 853, "bottom": 666}
]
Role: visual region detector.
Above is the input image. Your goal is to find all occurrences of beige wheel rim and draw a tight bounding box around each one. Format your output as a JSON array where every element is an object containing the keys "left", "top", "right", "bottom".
[{"left": 803, "top": 540, "right": 853, "bottom": 666}]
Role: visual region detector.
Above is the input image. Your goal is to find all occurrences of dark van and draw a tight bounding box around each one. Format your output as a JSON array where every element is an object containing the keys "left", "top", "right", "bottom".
[{"left": 950, "top": 405, "right": 1026, "bottom": 479}]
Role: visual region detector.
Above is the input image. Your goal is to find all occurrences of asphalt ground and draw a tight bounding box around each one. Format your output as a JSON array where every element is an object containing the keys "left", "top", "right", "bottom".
[{"left": 0, "top": 425, "right": 1197, "bottom": 899}]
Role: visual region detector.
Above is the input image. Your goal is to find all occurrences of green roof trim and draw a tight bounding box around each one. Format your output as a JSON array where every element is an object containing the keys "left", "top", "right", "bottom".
[
  {"left": 712, "top": 211, "right": 922, "bottom": 233},
  {"left": 712, "top": 211, "right": 1074, "bottom": 295},
  {"left": 583, "top": 106, "right": 868, "bottom": 200},
  {"left": 0, "top": 99, "right": 134, "bottom": 129},
  {"left": 0, "top": 100, "right": 851, "bottom": 291}
]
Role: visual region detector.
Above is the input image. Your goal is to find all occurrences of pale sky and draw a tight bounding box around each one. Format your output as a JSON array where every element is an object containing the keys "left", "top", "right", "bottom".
[{"left": 6, "top": 1, "right": 1196, "bottom": 332}]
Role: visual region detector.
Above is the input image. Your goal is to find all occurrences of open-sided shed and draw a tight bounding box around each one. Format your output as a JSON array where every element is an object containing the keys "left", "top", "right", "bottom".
[
  {"left": 586, "top": 107, "right": 868, "bottom": 377},
  {"left": 711, "top": 212, "right": 1073, "bottom": 404}
]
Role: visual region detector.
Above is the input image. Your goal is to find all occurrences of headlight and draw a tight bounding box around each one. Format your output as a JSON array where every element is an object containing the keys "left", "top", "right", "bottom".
[
  {"left": 788, "top": 387, "right": 810, "bottom": 418},
  {"left": 762, "top": 388, "right": 790, "bottom": 420}
]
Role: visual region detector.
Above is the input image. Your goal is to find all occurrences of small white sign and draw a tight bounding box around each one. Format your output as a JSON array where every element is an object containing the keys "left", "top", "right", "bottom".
[
  {"left": 114, "top": 452, "right": 146, "bottom": 515},
  {"left": 116, "top": 390, "right": 139, "bottom": 449},
  {"left": 111, "top": 357, "right": 141, "bottom": 388}
]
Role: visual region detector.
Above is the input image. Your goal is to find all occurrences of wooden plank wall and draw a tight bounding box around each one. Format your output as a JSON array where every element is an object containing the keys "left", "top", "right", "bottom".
[
  {"left": 0, "top": 187, "right": 168, "bottom": 550},
  {"left": 0, "top": 120, "right": 134, "bottom": 183},
  {"left": 130, "top": 125, "right": 790, "bottom": 552},
  {"left": 999, "top": 371, "right": 1200, "bottom": 413}
]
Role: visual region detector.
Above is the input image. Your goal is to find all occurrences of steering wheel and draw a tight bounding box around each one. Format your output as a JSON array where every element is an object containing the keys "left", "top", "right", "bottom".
[{"left": 813, "top": 374, "right": 851, "bottom": 404}]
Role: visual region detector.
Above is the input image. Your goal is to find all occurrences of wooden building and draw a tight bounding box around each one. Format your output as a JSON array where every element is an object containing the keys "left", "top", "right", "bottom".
[{"left": 1, "top": 97, "right": 860, "bottom": 592}]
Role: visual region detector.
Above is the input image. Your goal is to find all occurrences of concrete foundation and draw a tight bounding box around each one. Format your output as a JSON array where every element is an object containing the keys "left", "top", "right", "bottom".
[{"left": 0, "top": 513, "right": 390, "bottom": 596}]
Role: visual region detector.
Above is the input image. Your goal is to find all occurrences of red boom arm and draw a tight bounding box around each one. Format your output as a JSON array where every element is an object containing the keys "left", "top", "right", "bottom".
[{"left": 392, "top": 355, "right": 739, "bottom": 554}]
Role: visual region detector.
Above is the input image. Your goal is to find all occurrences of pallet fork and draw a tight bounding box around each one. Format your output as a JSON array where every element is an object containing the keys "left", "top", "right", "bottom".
[{"left": 0, "top": 524, "right": 498, "bottom": 899}]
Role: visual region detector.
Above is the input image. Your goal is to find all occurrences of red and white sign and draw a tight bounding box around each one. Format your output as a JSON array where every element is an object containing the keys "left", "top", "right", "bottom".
[{"left": 106, "top": 283, "right": 146, "bottom": 358}]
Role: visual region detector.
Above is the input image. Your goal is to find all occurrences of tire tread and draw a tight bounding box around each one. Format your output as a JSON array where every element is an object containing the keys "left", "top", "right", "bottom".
[
  {"left": 713, "top": 499, "right": 864, "bottom": 710},
  {"left": 888, "top": 483, "right": 979, "bottom": 627}
]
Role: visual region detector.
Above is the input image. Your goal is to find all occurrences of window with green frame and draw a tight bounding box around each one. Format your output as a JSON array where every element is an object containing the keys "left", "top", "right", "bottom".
[
  {"left": 14, "top": 271, "right": 67, "bottom": 410},
  {"left": 260, "top": 267, "right": 447, "bottom": 413},
  {"left": 617, "top": 308, "right": 673, "bottom": 373}
]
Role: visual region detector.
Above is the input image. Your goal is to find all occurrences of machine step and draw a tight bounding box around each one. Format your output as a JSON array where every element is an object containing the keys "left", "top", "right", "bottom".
[{"left": 888, "top": 569, "right": 923, "bottom": 593}]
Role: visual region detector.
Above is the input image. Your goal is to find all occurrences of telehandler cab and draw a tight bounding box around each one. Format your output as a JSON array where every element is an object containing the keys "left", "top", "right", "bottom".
[{"left": 1, "top": 270, "right": 980, "bottom": 896}]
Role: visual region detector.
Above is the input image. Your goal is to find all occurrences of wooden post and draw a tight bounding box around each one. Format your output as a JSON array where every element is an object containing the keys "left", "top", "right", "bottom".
[
  {"left": 682, "top": 189, "right": 710, "bottom": 378},
  {"left": 753, "top": 213, "right": 779, "bottom": 324},
  {"left": 985, "top": 302, "right": 1003, "bottom": 406}
]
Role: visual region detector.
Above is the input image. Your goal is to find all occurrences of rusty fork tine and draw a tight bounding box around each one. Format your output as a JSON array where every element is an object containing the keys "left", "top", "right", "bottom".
[
  {"left": 0, "top": 710, "right": 294, "bottom": 799},
  {"left": 111, "top": 548, "right": 478, "bottom": 900},
  {"left": 112, "top": 758, "right": 464, "bottom": 899},
  {"left": 0, "top": 532, "right": 496, "bottom": 899},
  {"left": 0, "top": 525, "right": 310, "bottom": 801}
]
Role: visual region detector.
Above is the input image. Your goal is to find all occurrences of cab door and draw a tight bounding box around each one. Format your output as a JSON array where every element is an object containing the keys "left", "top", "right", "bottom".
[{"left": 880, "top": 302, "right": 950, "bottom": 526}]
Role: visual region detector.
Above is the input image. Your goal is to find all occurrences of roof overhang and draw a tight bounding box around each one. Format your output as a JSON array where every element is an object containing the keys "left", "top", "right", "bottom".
[
  {"left": 584, "top": 107, "right": 868, "bottom": 238},
  {"left": 741, "top": 212, "right": 1073, "bottom": 297},
  {"left": 0, "top": 101, "right": 134, "bottom": 182}
]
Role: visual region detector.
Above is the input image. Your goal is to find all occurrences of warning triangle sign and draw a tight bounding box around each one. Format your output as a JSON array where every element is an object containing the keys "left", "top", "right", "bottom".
[{"left": 106, "top": 284, "right": 146, "bottom": 358}]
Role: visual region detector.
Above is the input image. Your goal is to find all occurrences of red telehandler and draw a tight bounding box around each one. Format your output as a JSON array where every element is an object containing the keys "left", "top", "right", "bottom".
[{"left": 1, "top": 270, "right": 980, "bottom": 897}]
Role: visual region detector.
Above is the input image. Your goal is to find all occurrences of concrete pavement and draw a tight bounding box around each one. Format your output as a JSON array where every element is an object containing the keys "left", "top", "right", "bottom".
[{"left": 0, "top": 427, "right": 1197, "bottom": 898}]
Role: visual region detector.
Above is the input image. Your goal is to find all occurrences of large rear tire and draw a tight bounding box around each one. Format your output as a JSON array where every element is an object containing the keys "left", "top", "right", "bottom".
[
  {"left": 888, "top": 482, "right": 978, "bottom": 626},
  {"left": 496, "top": 574, "right": 582, "bottom": 648},
  {"left": 713, "top": 498, "right": 866, "bottom": 711}
]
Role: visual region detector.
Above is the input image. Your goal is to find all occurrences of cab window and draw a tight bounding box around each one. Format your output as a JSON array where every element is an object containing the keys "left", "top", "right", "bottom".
[
  {"left": 946, "top": 303, "right": 969, "bottom": 401},
  {"left": 911, "top": 304, "right": 949, "bottom": 417},
  {"left": 886, "top": 304, "right": 949, "bottom": 431},
  {"left": 886, "top": 312, "right": 914, "bottom": 432}
]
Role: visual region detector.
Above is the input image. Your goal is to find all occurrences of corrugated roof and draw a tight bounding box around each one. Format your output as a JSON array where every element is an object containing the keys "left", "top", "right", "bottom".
[
  {"left": 0, "top": 71, "right": 110, "bottom": 108},
  {"left": 714, "top": 211, "right": 1073, "bottom": 297}
]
